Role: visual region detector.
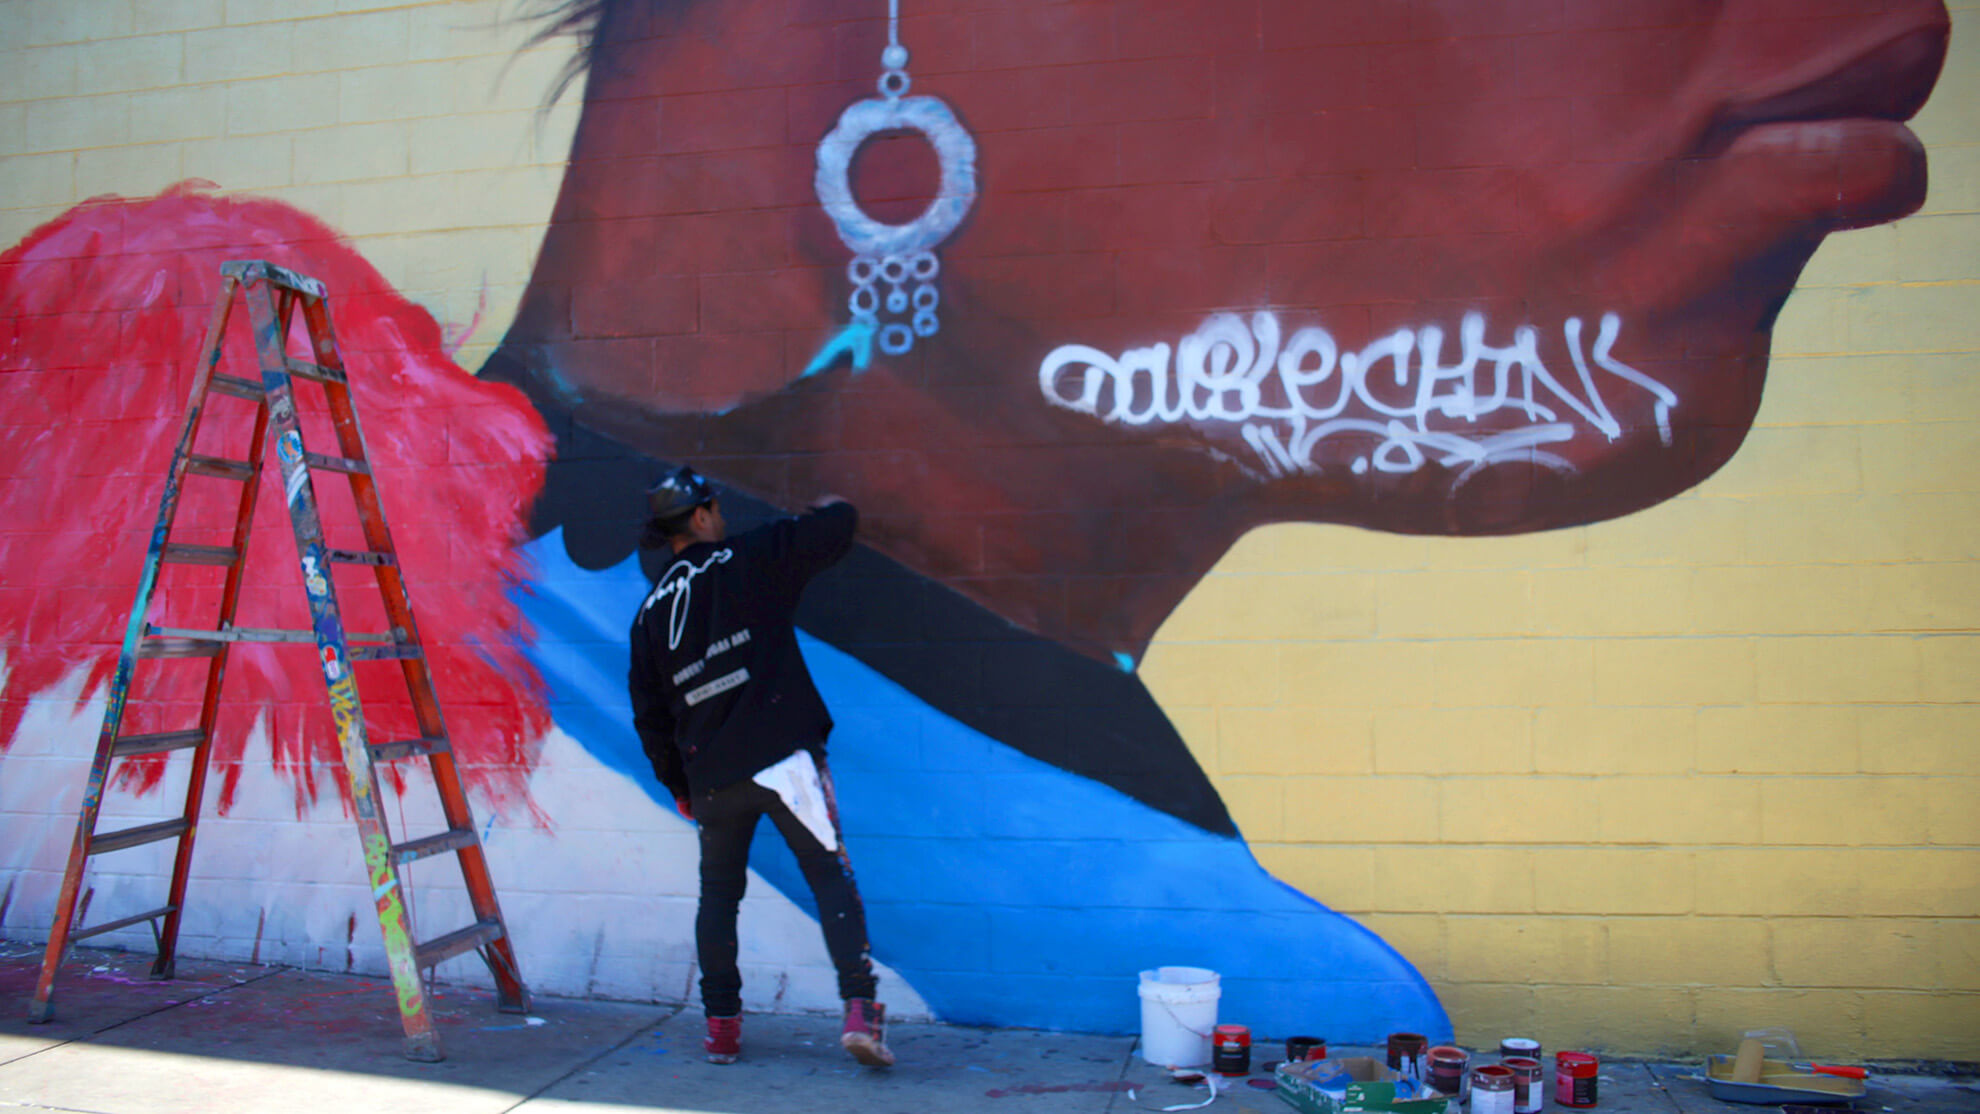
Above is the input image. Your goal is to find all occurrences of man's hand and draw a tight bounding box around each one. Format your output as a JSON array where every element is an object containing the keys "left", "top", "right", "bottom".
[
  {"left": 808, "top": 493, "right": 849, "bottom": 510},
  {"left": 675, "top": 796, "right": 694, "bottom": 821}
]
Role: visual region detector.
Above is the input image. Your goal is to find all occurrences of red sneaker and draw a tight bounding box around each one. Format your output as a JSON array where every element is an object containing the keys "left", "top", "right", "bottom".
[
  {"left": 704, "top": 1014, "right": 741, "bottom": 1064},
  {"left": 840, "top": 998, "right": 895, "bottom": 1067}
]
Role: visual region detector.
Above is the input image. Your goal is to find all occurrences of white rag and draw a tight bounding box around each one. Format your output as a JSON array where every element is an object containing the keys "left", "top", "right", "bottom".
[{"left": 751, "top": 750, "right": 838, "bottom": 852}]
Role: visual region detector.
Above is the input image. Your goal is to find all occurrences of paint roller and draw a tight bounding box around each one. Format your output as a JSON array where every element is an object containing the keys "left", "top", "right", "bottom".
[{"left": 1732, "top": 1038, "right": 1766, "bottom": 1084}]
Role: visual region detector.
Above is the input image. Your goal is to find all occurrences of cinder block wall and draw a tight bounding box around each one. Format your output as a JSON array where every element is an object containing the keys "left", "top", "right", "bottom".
[
  {"left": 2, "top": 0, "right": 1976, "bottom": 1061},
  {"left": 0, "top": 0, "right": 576, "bottom": 369}
]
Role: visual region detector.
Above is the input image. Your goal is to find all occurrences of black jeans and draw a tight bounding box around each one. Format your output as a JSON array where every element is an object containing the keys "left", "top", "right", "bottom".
[{"left": 692, "top": 753, "right": 878, "bottom": 1017}]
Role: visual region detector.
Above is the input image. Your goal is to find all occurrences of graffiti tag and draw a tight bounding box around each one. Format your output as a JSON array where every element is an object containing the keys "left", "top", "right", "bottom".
[{"left": 1038, "top": 311, "right": 1677, "bottom": 480}]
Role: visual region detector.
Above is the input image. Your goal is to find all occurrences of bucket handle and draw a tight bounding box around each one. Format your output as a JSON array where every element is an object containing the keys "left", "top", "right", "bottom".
[{"left": 1154, "top": 995, "right": 1216, "bottom": 1039}]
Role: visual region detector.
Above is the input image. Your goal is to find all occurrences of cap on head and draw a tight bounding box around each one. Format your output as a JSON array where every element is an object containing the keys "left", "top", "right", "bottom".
[{"left": 646, "top": 465, "right": 713, "bottom": 522}]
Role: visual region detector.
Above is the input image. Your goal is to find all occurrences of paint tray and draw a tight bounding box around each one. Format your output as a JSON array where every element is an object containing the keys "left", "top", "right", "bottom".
[{"left": 1703, "top": 1055, "right": 1867, "bottom": 1104}]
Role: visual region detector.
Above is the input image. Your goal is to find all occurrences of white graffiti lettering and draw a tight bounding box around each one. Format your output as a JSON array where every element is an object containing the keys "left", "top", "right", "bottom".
[{"left": 1038, "top": 311, "right": 1676, "bottom": 480}]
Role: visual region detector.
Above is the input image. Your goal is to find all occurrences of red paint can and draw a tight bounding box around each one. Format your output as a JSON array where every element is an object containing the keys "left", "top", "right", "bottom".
[
  {"left": 1386, "top": 1032, "right": 1429, "bottom": 1082},
  {"left": 1286, "top": 1035, "right": 1327, "bottom": 1062},
  {"left": 1471, "top": 1064, "right": 1517, "bottom": 1114},
  {"left": 1556, "top": 1050, "right": 1599, "bottom": 1107},
  {"left": 1502, "top": 1055, "right": 1544, "bottom": 1114},
  {"left": 1425, "top": 1045, "right": 1469, "bottom": 1097},
  {"left": 1213, "top": 1024, "right": 1251, "bottom": 1075}
]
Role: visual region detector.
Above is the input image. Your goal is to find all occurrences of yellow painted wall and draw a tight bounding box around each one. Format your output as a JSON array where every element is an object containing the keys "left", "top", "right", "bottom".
[
  {"left": 0, "top": 0, "right": 579, "bottom": 371},
  {"left": 1145, "top": 4, "right": 1980, "bottom": 1061},
  {"left": 2, "top": 0, "right": 1975, "bottom": 1060}
]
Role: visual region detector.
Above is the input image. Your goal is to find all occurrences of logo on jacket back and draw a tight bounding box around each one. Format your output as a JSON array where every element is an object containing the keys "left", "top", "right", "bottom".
[{"left": 640, "top": 547, "right": 733, "bottom": 650}]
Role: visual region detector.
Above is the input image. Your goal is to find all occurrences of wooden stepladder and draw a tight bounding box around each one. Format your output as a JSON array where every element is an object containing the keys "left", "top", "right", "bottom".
[{"left": 27, "top": 260, "right": 529, "bottom": 1061}]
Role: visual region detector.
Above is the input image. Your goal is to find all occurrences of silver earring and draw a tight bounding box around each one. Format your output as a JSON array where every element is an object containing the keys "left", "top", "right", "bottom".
[{"left": 814, "top": 0, "right": 977, "bottom": 358}]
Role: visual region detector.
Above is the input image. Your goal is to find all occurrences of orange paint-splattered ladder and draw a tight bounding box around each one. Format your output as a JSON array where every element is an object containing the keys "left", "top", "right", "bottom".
[{"left": 25, "top": 260, "right": 529, "bottom": 1061}]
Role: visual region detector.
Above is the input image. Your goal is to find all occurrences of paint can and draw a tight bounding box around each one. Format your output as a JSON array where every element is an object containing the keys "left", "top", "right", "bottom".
[
  {"left": 1471, "top": 1064, "right": 1517, "bottom": 1114},
  {"left": 1286, "top": 1035, "right": 1327, "bottom": 1062},
  {"left": 1213, "top": 1024, "right": 1251, "bottom": 1075},
  {"left": 1500, "top": 1037, "right": 1541, "bottom": 1061},
  {"left": 1503, "top": 1056, "right": 1544, "bottom": 1114},
  {"left": 1426, "top": 1045, "right": 1469, "bottom": 1097},
  {"left": 1386, "top": 1032, "right": 1429, "bottom": 1083},
  {"left": 1556, "top": 1050, "right": 1599, "bottom": 1107}
]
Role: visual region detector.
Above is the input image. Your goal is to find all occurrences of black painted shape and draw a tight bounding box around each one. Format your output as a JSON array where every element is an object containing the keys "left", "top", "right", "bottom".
[{"left": 482, "top": 351, "right": 1236, "bottom": 836}]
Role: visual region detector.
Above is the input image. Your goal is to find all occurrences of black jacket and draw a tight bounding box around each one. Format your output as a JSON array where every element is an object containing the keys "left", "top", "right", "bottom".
[{"left": 628, "top": 501, "right": 857, "bottom": 799}]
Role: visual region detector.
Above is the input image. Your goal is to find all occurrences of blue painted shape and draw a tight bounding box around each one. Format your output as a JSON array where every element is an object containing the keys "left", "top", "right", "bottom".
[
  {"left": 802, "top": 321, "right": 874, "bottom": 378},
  {"left": 514, "top": 532, "right": 1449, "bottom": 1040}
]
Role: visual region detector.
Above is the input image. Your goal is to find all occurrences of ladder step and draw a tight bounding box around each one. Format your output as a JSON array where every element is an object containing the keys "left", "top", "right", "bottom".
[
  {"left": 349, "top": 643, "right": 422, "bottom": 662},
  {"left": 161, "top": 542, "right": 238, "bottom": 566},
  {"left": 90, "top": 818, "right": 191, "bottom": 854},
  {"left": 391, "top": 828, "right": 477, "bottom": 866},
  {"left": 72, "top": 904, "right": 177, "bottom": 942},
  {"left": 210, "top": 374, "right": 265, "bottom": 400},
  {"left": 303, "top": 451, "right": 370, "bottom": 475},
  {"left": 284, "top": 356, "right": 347, "bottom": 385},
  {"left": 415, "top": 920, "right": 504, "bottom": 970},
  {"left": 186, "top": 455, "right": 255, "bottom": 482},
  {"left": 368, "top": 736, "right": 447, "bottom": 763},
  {"left": 113, "top": 729, "right": 206, "bottom": 758},
  {"left": 221, "top": 259, "right": 327, "bottom": 299},
  {"left": 146, "top": 625, "right": 395, "bottom": 645},
  {"left": 327, "top": 548, "right": 397, "bottom": 567},
  {"left": 136, "top": 638, "right": 222, "bottom": 659}
]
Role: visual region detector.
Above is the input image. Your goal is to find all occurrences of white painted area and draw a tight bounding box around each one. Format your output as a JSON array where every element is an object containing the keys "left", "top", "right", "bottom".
[
  {"left": 0, "top": 662, "right": 928, "bottom": 1020},
  {"left": 1040, "top": 310, "right": 1678, "bottom": 480}
]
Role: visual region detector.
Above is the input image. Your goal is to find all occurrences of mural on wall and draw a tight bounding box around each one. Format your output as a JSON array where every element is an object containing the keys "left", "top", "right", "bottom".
[
  {"left": 0, "top": 187, "right": 555, "bottom": 819},
  {"left": 0, "top": 0, "right": 1951, "bottom": 1039}
]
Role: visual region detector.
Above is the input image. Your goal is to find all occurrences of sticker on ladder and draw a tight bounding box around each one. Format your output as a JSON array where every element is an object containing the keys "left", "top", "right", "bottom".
[{"left": 278, "top": 431, "right": 307, "bottom": 503}]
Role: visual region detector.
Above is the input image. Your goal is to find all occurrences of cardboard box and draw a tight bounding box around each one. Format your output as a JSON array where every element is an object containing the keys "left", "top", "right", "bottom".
[{"left": 1275, "top": 1057, "right": 1452, "bottom": 1114}]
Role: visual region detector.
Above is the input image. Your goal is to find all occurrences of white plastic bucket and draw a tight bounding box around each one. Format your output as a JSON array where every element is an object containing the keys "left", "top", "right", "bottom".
[{"left": 1137, "top": 966, "right": 1220, "bottom": 1067}]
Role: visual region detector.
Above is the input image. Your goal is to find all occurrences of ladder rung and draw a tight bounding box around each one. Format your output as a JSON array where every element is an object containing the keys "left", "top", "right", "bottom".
[
  {"left": 186, "top": 455, "right": 254, "bottom": 482},
  {"left": 113, "top": 729, "right": 206, "bottom": 758},
  {"left": 303, "top": 451, "right": 369, "bottom": 475},
  {"left": 415, "top": 920, "right": 504, "bottom": 970},
  {"left": 146, "top": 625, "right": 395, "bottom": 645},
  {"left": 210, "top": 374, "right": 265, "bottom": 400},
  {"left": 161, "top": 542, "right": 238, "bottom": 566},
  {"left": 350, "top": 643, "right": 421, "bottom": 662},
  {"left": 136, "top": 638, "right": 221, "bottom": 659},
  {"left": 72, "top": 904, "right": 178, "bottom": 942},
  {"left": 285, "top": 356, "right": 347, "bottom": 385},
  {"left": 391, "top": 828, "right": 477, "bottom": 866},
  {"left": 90, "top": 817, "right": 191, "bottom": 854},
  {"left": 368, "top": 736, "right": 447, "bottom": 763},
  {"left": 222, "top": 259, "right": 327, "bottom": 299},
  {"left": 327, "top": 548, "right": 397, "bottom": 567}
]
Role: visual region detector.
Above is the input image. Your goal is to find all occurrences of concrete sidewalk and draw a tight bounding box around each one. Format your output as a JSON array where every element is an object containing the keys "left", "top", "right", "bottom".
[{"left": 3, "top": 941, "right": 1975, "bottom": 1114}]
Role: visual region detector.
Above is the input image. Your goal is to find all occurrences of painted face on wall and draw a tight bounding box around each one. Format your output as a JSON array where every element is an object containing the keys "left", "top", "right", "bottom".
[{"left": 491, "top": 0, "right": 1949, "bottom": 661}]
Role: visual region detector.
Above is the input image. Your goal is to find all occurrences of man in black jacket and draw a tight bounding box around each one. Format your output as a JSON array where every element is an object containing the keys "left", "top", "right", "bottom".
[{"left": 628, "top": 465, "right": 892, "bottom": 1068}]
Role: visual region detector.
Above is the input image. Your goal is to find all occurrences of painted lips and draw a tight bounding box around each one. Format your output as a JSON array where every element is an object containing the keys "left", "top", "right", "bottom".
[{"left": 1706, "top": 20, "right": 1949, "bottom": 229}]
